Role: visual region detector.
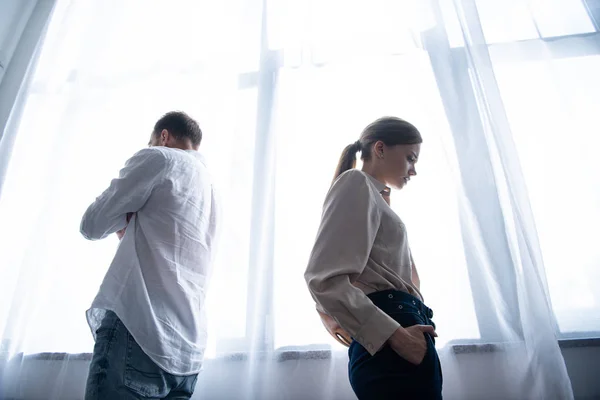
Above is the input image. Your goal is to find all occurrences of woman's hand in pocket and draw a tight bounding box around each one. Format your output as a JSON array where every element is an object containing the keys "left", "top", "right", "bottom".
[{"left": 388, "top": 325, "right": 436, "bottom": 365}]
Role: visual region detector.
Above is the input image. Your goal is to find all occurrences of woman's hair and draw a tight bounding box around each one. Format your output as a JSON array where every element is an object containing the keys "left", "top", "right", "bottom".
[{"left": 333, "top": 117, "right": 422, "bottom": 182}]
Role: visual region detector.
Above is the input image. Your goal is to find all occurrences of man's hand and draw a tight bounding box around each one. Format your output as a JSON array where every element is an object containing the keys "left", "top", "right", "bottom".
[
  {"left": 318, "top": 310, "right": 352, "bottom": 347},
  {"left": 116, "top": 213, "right": 134, "bottom": 240},
  {"left": 388, "top": 325, "right": 436, "bottom": 365}
]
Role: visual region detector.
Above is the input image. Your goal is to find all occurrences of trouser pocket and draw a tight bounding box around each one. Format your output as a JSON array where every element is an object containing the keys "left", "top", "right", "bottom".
[{"left": 123, "top": 331, "right": 169, "bottom": 398}]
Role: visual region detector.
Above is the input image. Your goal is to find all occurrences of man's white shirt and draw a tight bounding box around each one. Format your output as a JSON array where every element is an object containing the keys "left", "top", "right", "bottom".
[{"left": 81, "top": 147, "right": 219, "bottom": 375}]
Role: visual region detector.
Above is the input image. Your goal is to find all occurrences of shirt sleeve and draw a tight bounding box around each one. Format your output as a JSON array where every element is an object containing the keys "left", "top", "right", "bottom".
[
  {"left": 304, "top": 170, "right": 401, "bottom": 355},
  {"left": 80, "top": 148, "right": 167, "bottom": 240}
]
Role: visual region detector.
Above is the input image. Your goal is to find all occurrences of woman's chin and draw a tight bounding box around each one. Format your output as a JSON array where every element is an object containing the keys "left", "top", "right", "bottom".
[{"left": 390, "top": 182, "right": 406, "bottom": 191}]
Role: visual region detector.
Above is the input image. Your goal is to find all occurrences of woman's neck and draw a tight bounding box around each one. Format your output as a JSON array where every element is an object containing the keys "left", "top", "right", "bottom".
[
  {"left": 361, "top": 164, "right": 386, "bottom": 186},
  {"left": 361, "top": 164, "right": 391, "bottom": 205}
]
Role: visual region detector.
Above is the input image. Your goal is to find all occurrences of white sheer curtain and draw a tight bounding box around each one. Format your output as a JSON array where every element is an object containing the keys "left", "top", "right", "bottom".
[{"left": 1, "top": 0, "right": 598, "bottom": 399}]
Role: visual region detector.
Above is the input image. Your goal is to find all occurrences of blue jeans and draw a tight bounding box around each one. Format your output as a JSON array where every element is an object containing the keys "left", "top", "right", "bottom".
[
  {"left": 85, "top": 311, "right": 198, "bottom": 400},
  {"left": 348, "top": 290, "right": 443, "bottom": 400}
]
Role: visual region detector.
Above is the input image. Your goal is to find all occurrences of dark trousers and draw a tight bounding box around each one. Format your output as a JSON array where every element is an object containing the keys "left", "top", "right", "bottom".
[
  {"left": 85, "top": 311, "right": 198, "bottom": 400},
  {"left": 348, "top": 290, "right": 443, "bottom": 400}
]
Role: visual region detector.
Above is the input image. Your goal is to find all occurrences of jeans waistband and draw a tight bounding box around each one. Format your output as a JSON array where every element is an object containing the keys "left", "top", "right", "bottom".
[{"left": 367, "top": 289, "right": 434, "bottom": 320}]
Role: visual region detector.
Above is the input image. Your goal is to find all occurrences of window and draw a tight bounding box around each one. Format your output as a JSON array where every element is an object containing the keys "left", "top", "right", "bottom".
[
  {"left": 2, "top": 0, "right": 598, "bottom": 359},
  {"left": 271, "top": 57, "right": 480, "bottom": 350},
  {"left": 266, "top": 0, "right": 600, "bottom": 349},
  {"left": 492, "top": 52, "right": 600, "bottom": 336},
  {"left": 0, "top": 1, "right": 258, "bottom": 356}
]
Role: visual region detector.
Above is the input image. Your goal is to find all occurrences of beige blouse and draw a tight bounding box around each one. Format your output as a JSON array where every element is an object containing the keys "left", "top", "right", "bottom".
[{"left": 304, "top": 169, "right": 422, "bottom": 355}]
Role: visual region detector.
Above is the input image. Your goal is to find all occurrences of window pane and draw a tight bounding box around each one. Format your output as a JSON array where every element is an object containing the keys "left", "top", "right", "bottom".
[
  {"left": 475, "top": 0, "right": 539, "bottom": 43},
  {"left": 440, "top": 0, "right": 595, "bottom": 48},
  {"left": 205, "top": 87, "right": 258, "bottom": 357},
  {"left": 272, "top": 53, "right": 480, "bottom": 350},
  {"left": 492, "top": 53, "right": 600, "bottom": 335},
  {"left": 270, "top": 0, "right": 425, "bottom": 64},
  {"left": 0, "top": 68, "right": 254, "bottom": 354},
  {"left": 530, "top": 0, "right": 596, "bottom": 38},
  {"left": 0, "top": 0, "right": 260, "bottom": 356}
]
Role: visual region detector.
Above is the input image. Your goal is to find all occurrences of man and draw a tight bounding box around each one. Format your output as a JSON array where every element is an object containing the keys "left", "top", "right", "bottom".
[{"left": 80, "top": 111, "right": 219, "bottom": 399}]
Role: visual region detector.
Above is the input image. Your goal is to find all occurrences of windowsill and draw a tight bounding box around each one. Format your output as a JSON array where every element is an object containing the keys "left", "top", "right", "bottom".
[
  {"left": 558, "top": 337, "right": 600, "bottom": 348},
  {"left": 448, "top": 338, "right": 600, "bottom": 354},
  {"left": 9, "top": 337, "right": 600, "bottom": 362}
]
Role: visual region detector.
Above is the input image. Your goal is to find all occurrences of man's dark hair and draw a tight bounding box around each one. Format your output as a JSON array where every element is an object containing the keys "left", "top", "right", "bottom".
[{"left": 153, "top": 111, "right": 202, "bottom": 146}]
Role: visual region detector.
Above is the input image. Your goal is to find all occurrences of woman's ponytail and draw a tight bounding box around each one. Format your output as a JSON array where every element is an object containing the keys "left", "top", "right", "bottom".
[{"left": 332, "top": 140, "right": 362, "bottom": 184}]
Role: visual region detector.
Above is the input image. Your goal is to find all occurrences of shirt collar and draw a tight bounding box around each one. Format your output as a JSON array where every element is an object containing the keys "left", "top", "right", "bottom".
[
  {"left": 187, "top": 150, "right": 207, "bottom": 166},
  {"left": 363, "top": 171, "right": 391, "bottom": 196}
]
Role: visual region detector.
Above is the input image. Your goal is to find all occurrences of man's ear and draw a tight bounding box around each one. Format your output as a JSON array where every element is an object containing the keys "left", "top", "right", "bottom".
[{"left": 160, "top": 129, "right": 169, "bottom": 144}]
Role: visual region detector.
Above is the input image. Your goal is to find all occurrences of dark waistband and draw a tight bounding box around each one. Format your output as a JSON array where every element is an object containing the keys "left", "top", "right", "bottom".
[{"left": 367, "top": 289, "right": 434, "bottom": 319}]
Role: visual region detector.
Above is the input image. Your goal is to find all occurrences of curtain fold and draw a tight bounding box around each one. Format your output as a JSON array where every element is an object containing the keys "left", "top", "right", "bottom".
[
  {"left": 0, "top": 0, "right": 57, "bottom": 201},
  {"left": 453, "top": 0, "right": 572, "bottom": 397}
]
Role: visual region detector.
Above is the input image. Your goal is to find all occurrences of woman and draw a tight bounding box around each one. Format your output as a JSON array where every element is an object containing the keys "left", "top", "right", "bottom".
[{"left": 304, "top": 117, "right": 443, "bottom": 399}]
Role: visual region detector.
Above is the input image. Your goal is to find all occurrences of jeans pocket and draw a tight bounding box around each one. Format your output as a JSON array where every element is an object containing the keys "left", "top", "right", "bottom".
[
  {"left": 123, "top": 332, "right": 169, "bottom": 398},
  {"left": 385, "top": 311, "right": 434, "bottom": 370},
  {"left": 416, "top": 333, "right": 434, "bottom": 368},
  {"left": 187, "top": 374, "right": 199, "bottom": 394}
]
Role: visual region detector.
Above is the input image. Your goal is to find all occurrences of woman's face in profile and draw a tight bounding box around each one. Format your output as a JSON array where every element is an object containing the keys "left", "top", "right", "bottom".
[{"left": 382, "top": 143, "right": 420, "bottom": 190}]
